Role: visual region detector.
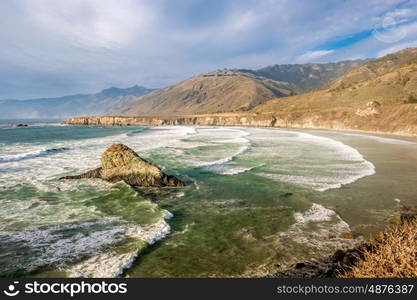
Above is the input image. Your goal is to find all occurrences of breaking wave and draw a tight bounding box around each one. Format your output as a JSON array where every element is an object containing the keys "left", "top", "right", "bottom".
[
  {"left": 198, "top": 145, "right": 250, "bottom": 167},
  {"left": 0, "top": 147, "right": 70, "bottom": 163}
]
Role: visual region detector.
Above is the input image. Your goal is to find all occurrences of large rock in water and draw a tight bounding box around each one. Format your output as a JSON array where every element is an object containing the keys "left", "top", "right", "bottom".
[{"left": 60, "top": 144, "right": 185, "bottom": 187}]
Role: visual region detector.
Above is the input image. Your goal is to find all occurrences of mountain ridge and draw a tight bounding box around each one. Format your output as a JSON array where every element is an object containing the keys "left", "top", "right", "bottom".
[
  {"left": 112, "top": 59, "right": 364, "bottom": 117},
  {"left": 1, "top": 59, "right": 364, "bottom": 119},
  {"left": 0, "top": 85, "right": 153, "bottom": 119},
  {"left": 67, "top": 48, "right": 417, "bottom": 137},
  {"left": 113, "top": 69, "right": 294, "bottom": 116},
  {"left": 239, "top": 59, "right": 364, "bottom": 93}
]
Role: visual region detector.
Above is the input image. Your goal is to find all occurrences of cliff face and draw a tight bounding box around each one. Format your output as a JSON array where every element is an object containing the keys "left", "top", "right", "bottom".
[
  {"left": 66, "top": 114, "right": 277, "bottom": 127},
  {"left": 66, "top": 102, "right": 417, "bottom": 137}
]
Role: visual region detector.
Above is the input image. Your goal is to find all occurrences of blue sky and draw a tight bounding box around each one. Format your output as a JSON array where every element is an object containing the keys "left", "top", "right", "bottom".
[{"left": 1, "top": 0, "right": 417, "bottom": 99}]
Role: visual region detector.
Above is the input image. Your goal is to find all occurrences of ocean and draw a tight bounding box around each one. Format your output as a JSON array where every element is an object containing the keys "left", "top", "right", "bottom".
[{"left": 0, "top": 119, "right": 416, "bottom": 277}]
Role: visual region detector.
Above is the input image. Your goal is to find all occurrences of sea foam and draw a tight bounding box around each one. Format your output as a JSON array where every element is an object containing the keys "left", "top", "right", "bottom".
[
  {"left": 249, "top": 129, "right": 376, "bottom": 191},
  {"left": 67, "top": 219, "right": 172, "bottom": 278},
  {"left": 277, "top": 203, "right": 361, "bottom": 254},
  {"left": 0, "top": 147, "right": 69, "bottom": 163}
]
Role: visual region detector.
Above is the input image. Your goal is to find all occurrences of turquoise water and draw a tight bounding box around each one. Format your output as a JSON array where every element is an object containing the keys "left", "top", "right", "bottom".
[{"left": 1, "top": 121, "right": 416, "bottom": 277}]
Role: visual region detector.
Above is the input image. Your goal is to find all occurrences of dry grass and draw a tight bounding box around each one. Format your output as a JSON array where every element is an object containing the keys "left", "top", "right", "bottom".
[{"left": 340, "top": 218, "right": 417, "bottom": 278}]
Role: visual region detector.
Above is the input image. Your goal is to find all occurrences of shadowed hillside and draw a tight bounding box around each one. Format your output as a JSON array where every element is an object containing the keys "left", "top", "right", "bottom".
[{"left": 240, "top": 60, "right": 364, "bottom": 93}]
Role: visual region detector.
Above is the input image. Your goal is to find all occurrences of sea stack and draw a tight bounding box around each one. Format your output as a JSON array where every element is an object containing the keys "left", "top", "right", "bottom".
[{"left": 60, "top": 144, "right": 185, "bottom": 187}]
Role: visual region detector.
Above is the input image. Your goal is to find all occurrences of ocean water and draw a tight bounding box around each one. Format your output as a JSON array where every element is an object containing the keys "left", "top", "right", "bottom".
[{"left": 1, "top": 120, "right": 416, "bottom": 277}]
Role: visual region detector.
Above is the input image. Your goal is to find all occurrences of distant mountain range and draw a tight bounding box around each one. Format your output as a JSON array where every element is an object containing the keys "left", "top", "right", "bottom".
[
  {"left": 66, "top": 48, "right": 417, "bottom": 136},
  {"left": 0, "top": 85, "right": 153, "bottom": 119},
  {"left": 239, "top": 60, "right": 364, "bottom": 93},
  {"left": 0, "top": 59, "right": 364, "bottom": 119}
]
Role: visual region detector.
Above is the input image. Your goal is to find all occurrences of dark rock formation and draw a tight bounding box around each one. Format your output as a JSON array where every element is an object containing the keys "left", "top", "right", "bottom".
[
  {"left": 269, "top": 245, "right": 369, "bottom": 278},
  {"left": 60, "top": 144, "right": 185, "bottom": 188}
]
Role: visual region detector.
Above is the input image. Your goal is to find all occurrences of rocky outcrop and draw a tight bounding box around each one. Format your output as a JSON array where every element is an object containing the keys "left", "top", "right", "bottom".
[
  {"left": 269, "top": 246, "right": 369, "bottom": 278},
  {"left": 60, "top": 144, "right": 185, "bottom": 187},
  {"left": 355, "top": 101, "right": 381, "bottom": 117},
  {"left": 271, "top": 209, "right": 417, "bottom": 278}
]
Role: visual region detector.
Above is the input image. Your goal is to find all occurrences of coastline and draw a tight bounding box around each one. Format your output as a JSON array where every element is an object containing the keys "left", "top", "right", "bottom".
[
  {"left": 65, "top": 113, "right": 417, "bottom": 139},
  {"left": 62, "top": 117, "right": 417, "bottom": 277},
  {"left": 268, "top": 209, "right": 417, "bottom": 278}
]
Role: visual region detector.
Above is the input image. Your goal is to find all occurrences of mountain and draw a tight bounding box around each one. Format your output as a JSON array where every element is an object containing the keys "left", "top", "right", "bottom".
[
  {"left": 113, "top": 70, "right": 293, "bottom": 116},
  {"left": 0, "top": 85, "right": 153, "bottom": 119},
  {"left": 252, "top": 48, "right": 417, "bottom": 135},
  {"left": 239, "top": 60, "right": 364, "bottom": 93},
  {"left": 68, "top": 48, "right": 417, "bottom": 136},
  {"left": 2, "top": 59, "right": 362, "bottom": 119},
  {"left": 114, "top": 61, "right": 363, "bottom": 117}
]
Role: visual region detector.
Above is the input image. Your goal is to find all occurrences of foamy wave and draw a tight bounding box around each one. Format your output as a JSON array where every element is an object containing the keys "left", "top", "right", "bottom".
[
  {"left": 198, "top": 145, "right": 250, "bottom": 167},
  {"left": 277, "top": 204, "right": 361, "bottom": 254},
  {"left": 0, "top": 210, "right": 173, "bottom": 278},
  {"left": 67, "top": 218, "right": 172, "bottom": 278},
  {"left": 203, "top": 164, "right": 255, "bottom": 175},
  {"left": 186, "top": 127, "right": 198, "bottom": 136},
  {"left": 0, "top": 147, "right": 69, "bottom": 163},
  {"left": 252, "top": 130, "right": 376, "bottom": 191},
  {"left": 341, "top": 132, "right": 417, "bottom": 145},
  {"left": 258, "top": 161, "right": 375, "bottom": 192},
  {"left": 0, "top": 218, "right": 125, "bottom": 275}
]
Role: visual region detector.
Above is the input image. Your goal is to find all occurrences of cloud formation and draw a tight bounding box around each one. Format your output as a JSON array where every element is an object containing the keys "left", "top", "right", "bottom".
[
  {"left": 296, "top": 50, "right": 335, "bottom": 63},
  {"left": 1, "top": 0, "right": 417, "bottom": 99}
]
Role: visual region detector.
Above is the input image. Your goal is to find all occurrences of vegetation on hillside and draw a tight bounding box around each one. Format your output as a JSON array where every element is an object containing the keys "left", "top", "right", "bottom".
[{"left": 340, "top": 213, "right": 417, "bottom": 278}]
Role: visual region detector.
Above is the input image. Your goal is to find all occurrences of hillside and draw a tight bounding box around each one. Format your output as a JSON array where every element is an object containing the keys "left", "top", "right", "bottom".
[
  {"left": 114, "top": 61, "right": 362, "bottom": 116},
  {"left": 68, "top": 48, "right": 417, "bottom": 136},
  {"left": 252, "top": 48, "right": 417, "bottom": 135},
  {"left": 0, "top": 85, "right": 153, "bottom": 119},
  {"left": 240, "top": 60, "right": 364, "bottom": 93},
  {"left": 113, "top": 70, "right": 293, "bottom": 116}
]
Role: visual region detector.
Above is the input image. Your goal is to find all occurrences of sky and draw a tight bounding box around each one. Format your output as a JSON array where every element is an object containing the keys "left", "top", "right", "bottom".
[{"left": 1, "top": 0, "right": 417, "bottom": 99}]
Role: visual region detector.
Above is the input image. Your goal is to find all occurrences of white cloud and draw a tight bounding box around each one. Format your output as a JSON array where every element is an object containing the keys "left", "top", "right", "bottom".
[
  {"left": 1, "top": 0, "right": 417, "bottom": 99},
  {"left": 377, "top": 39, "right": 417, "bottom": 57},
  {"left": 23, "top": 0, "right": 155, "bottom": 48},
  {"left": 296, "top": 50, "right": 335, "bottom": 63}
]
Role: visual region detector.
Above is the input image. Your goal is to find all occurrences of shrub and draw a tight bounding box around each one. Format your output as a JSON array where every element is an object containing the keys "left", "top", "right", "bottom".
[{"left": 340, "top": 218, "right": 417, "bottom": 278}]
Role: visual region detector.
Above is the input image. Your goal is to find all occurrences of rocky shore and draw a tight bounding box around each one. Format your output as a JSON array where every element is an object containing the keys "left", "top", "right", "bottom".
[
  {"left": 66, "top": 104, "right": 417, "bottom": 137},
  {"left": 269, "top": 208, "right": 417, "bottom": 278}
]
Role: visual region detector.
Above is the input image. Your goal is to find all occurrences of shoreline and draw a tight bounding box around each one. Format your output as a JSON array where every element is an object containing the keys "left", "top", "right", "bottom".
[
  {"left": 268, "top": 208, "right": 417, "bottom": 278},
  {"left": 62, "top": 117, "right": 417, "bottom": 278},
  {"left": 65, "top": 114, "right": 417, "bottom": 140}
]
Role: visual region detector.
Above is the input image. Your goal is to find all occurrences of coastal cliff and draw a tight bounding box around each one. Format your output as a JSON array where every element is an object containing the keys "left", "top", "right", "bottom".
[{"left": 66, "top": 103, "right": 417, "bottom": 137}]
